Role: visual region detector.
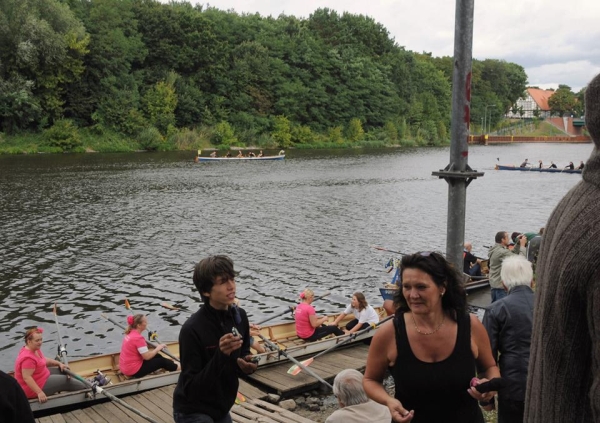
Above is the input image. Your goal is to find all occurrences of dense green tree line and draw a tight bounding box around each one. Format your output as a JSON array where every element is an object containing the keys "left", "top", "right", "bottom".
[{"left": 0, "top": 0, "right": 529, "bottom": 152}]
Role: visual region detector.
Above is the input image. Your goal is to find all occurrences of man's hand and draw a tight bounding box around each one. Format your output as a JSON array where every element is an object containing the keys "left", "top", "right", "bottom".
[
  {"left": 519, "top": 235, "right": 527, "bottom": 247},
  {"left": 237, "top": 356, "right": 258, "bottom": 375},
  {"left": 219, "top": 333, "right": 243, "bottom": 356}
]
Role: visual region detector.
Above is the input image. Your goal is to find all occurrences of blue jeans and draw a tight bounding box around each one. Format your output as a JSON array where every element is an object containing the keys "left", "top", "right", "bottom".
[
  {"left": 491, "top": 288, "right": 507, "bottom": 303},
  {"left": 173, "top": 412, "right": 232, "bottom": 423}
]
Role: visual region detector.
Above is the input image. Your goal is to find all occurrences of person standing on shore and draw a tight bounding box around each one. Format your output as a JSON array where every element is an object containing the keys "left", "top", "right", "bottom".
[
  {"left": 172, "top": 255, "right": 257, "bottom": 423},
  {"left": 488, "top": 232, "right": 526, "bottom": 303},
  {"left": 525, "top": 71, "right": 600, "bottom": 422}
]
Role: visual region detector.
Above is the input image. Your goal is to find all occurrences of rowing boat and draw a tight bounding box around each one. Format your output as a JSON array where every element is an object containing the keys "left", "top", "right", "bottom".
[
  {"left": 18, "top": 308, "right": 383, "bottom": 415},
  {"left": 197, "top": 154, "right": 285, "bottom": 162},
  {"left": 495, "top": 164, "right": 582, "bottom": 174}
]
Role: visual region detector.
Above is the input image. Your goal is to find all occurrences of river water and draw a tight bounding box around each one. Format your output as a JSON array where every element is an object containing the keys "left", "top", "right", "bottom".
[{"left": 0, "top": 143, "right": 593, "bottom": 371}]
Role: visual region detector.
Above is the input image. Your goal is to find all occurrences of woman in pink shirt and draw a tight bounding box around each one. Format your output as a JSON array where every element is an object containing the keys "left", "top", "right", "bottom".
[
  {"left": 14, "top": 327, "right": 86, "bottom": 403},
  {"left": 295, "top": 289, "right": 344, "bottom": 342},
  {"left": 119, "top": 314, "right": 180, "bottom": 378}
]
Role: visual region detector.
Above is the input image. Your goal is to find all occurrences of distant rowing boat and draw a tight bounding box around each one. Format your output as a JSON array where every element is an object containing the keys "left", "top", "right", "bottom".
[
  {"left": 495, "top": 164, "right": 582, "bottom": 174},
  {"left": 197, "top": 155, "right": 285, "bottom": 162}
]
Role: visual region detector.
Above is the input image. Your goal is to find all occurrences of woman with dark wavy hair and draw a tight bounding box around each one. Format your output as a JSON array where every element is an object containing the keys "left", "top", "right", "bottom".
[{"left": 364, "top": 251, "right": 500, "bottom": 423}]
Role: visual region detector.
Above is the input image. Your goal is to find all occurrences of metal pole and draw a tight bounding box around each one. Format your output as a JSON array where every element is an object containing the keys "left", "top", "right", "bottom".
[
  {"left": 484, "top": 105, "right": 487, "bottom": 134},
  {"left": 432, "top": 0, "right": 483, "bottom": 272}
]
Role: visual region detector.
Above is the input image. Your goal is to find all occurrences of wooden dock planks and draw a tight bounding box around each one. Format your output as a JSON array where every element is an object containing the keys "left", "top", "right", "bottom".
[
  {"left": 35, "top": 380, "right": 317, "bottom": 423},
  {"left": 247, "top": 343, "right": 370, "bottom": 396}
]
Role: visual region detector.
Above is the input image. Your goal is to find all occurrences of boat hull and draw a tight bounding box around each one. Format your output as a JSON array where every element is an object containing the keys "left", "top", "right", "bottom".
[
  {"left": 495, "top": 164, "right": 581, "bottom": 174},
  {"left": 198, "top": 155, "right": 285, "bottom": 162}
]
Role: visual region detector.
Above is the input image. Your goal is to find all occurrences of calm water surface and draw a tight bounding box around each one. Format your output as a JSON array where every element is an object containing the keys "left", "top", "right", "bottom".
[{"left": 0, "top": 143, "right": 593, "bottom": 370}]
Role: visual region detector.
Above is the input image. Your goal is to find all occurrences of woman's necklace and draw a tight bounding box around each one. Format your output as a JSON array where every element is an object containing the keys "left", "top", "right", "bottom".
[{"left": 411, "top": 313, "right": 445, "bottom": 335}]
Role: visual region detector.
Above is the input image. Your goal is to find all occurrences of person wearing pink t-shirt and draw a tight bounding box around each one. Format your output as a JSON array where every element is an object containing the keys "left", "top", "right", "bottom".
[
  {"left": 14, "top": 327, "right": 86, "bottom": 403},
  {"left": 295, "top": 289, "right": 344, "bottom": 342},
  {"left": 119, "top": 314, "right": 180, "bottom": 378}
]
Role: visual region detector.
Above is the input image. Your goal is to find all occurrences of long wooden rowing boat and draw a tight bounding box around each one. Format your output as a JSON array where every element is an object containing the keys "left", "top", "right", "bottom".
[
  {"left": 197, "top": 154, "right": 285, "bottom": 162},
  {"left": 19, "top": 308, "right": 384, "bottom": 415},
  {"left": 495, "top": 164, "right": 582, "bottom": 174}
]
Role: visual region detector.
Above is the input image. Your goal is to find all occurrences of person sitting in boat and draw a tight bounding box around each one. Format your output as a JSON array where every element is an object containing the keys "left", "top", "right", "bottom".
[
  {"left": 258, "top": 150, "right": 263, "bottom": 158},
  {"left": 14, "top": 327, "right": 87, "bottom": 403},
  {"left": 295, "top": 289, "right": 344, "bottom": 342},
  {"left": 463, "top": 242, "right": 483, "bottom": 277},
  {"left": 538, "top": 160, "right": 543, "bottom": 169},
  {"left": 577, "top": 160, "right": 585, "bottom": 170},
  {"left": 119, "top": 314, "right": 180, "bottom": 379},
  {"left": 248, "top": 151, "right": 256, "bottom": 157},
  {"left": 210, "top": 151, "right": 217, "bottom": 158},
  {"left": 225, "top": 151, "right": 232, "bottom": 158},
  {"left": 279, "top": 150, "right": 285, "bottom": 156},
  {"left": 236, "top": 150, "right": 243, "bottom": 158},
  {"left": 520, "top": 158, "right": 529, "bottom": 168},
  {"left": 549, "top": 161, "right": 557, "bottom": 168},
  {"left": 565, "top": 161, "right": 575, "bottom": 170},
  {"left": 330, "top": 292, "right": 379, "bottom": 335}
]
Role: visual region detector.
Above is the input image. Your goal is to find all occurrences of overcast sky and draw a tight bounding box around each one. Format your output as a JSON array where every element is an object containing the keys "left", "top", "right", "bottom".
[{"left": 179, "top": 0, "right": 600, "bottom": 92}]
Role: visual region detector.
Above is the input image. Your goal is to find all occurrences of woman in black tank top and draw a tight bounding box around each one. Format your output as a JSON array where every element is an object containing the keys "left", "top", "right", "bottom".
[{"left": 363, "top": 252, "right": 499, "bottom": 423}]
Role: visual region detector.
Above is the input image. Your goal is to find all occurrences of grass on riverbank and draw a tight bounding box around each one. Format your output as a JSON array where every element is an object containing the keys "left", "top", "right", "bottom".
[{"left": 0, "top": 127, "right": 440, "bottom": 155}]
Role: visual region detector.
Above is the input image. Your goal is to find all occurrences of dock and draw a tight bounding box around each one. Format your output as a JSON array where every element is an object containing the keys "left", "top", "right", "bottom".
[
  {"left": 35, "top": 379, "right": 315, "bottom": 423},
  {"left": 33, "top": 344, "right": 370, "bottom": 423}
]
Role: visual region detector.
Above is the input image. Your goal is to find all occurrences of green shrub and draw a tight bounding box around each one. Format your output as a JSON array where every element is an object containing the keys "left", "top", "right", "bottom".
[
  {"left": 43, "top": 120, "right": 82, "bottom": 152},
  {"left": 212, "top": 121, "right": 237, "bottom": 145},
  {"left": 137, "top": 127, "right": 164, "bottom": 151}
]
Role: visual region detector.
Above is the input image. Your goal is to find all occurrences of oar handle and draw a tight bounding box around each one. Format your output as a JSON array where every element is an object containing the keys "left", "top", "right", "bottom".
[
  {"left": 100, "top": 314, "right": 180, "bottom": 363},
  {"left": 53, "top": 303, "right": 69, "bottom": 367},
  {"left": 257, "top": 334, "right": 333, "bottom": 390},
  {"left": 63, "top": 369, "right": 159, "bottom": 423}
]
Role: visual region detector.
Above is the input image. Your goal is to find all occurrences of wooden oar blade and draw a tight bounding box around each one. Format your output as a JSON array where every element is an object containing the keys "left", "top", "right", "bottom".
[
  {"left": 160, "top": 302, "right": 181, "bottom": 311},
  {"left": 124, "top": 298, "right": 131, "bottom": 311},
  {"left": 288, "top": 358, "right": 313, "bottom": 375},
  {"left": 235, "top": 392, "right": 246, "bottom": 404}
]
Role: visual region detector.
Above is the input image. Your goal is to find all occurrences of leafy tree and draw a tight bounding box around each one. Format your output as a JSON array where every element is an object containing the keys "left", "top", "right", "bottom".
[
  {"left": 0, "top": 0, "right": 89, "bottom": 130},
  {"left": 212, "top": 121, "right": 237, "bottom": 145},
  {"left": 0, "top": 76, "right": 41, "bottom": 133},
  {"left": 271, "top": 115, "right": 292, "bottom": 148},
  {"left": 328, "top": 126, "right": 343, "bottom": 144},
  {"left": 346, "top": 118, "right": 365, "bottom": 142},
  {"left": 383, "top": 121, "right": 398, "bottom": 142},
  {"left": 548, "top": 85, "right": 577, "bottom": 116},
  {"left": 142, "top": 78, "right": 178, "bottom": 134}
]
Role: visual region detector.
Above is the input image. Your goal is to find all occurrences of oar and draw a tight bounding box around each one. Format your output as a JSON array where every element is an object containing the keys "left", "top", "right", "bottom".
[
  {"left": 257, "top": 334, "right": 333, "bottom": 390},
  {"left": 371, "top": 245, "right": 408, "bottom": 256},
  {"left": 287, "top": 315, "right": 394, "bottom": 376},
  {"left": 160, "top": 302, "right": 192, "bottom": 312},
  {"left": 255, "top": 291, "right": 331, "bottom": 326},
  {"left": 52, "top": 303, "right": 69, "bottom": 366},
  {"left": 101, "top": 314, "right": 180, "bottom": 363},
  {"left": 63, "top": 369, "right": 159, "bottom": 423}
]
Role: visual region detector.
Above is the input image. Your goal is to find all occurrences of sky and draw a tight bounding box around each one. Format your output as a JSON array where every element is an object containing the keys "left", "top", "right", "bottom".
[{"left": 178, "top": 0, "right": 600, "bottom": 92}]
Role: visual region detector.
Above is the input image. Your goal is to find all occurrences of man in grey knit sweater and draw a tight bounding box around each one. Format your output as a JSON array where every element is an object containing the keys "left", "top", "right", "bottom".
[{"left": 525, "top": 72, "right": 600, "bottom": 422}]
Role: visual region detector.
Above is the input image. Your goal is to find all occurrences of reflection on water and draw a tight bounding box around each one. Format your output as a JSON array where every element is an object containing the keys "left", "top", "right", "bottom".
[{"left": 0, "top": 144, "right": 592, "bottom": 370}]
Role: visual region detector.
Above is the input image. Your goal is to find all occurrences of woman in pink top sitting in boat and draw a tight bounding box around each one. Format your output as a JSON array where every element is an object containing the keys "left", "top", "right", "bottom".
[
  {"left": 119, "top": 315, "right": 180, "bottom": 378},
  {"left": 14, "top": 327, "right": 87, "bottom": 403},
  {"left": 295, "top": 289, "right": 344, "bottom": 342}
]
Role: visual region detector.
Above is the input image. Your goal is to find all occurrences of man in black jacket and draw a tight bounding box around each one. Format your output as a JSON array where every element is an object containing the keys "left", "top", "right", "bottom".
[
  {"left": 173, "top": 255, "right": 257, "bottom": 423},
  {"left": 482, "top": 255, "right": 534, "bottom": 423}
]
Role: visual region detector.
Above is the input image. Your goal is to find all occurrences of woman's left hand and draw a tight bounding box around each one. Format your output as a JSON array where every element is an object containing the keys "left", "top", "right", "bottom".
[
  {"left": 58, "top": 362, "right": 71, "bottom": 378},
  {"left": 467, "top": 378, "right": 497, "bottom": 405}
]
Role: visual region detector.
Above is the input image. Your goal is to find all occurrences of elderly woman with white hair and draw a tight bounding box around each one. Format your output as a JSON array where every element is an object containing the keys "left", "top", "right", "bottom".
[
  {"left": 325, "top": 369, "right": 391, "bottom": 423},
  {"left": 482, "top": 255, "right": 534, "bottom": 423}
]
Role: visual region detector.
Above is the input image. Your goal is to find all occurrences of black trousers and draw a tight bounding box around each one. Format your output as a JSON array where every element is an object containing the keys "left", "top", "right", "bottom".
[
  {"left": 302, "top": 325, "right": 344, "bottom": 342},
  {"left": 132, "top": 355, "right": 178, "bottom": 378},
  {"left": 498, "top": 398, "right": 524, "bottom": 423}
]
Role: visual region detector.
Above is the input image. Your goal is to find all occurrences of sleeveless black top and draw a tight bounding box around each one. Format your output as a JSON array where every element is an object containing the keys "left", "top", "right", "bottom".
[{"left": 390, "top": 313, "right": 483, "bottom": 423}]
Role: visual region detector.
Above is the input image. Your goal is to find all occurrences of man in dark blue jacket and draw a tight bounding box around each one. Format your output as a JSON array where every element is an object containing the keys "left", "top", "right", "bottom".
[
  {"left": 173, "top": 255, "right": 257, "bottom": 423},
  {"left": 482, "top": 255, "right": 534, "bottom": 423}
]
